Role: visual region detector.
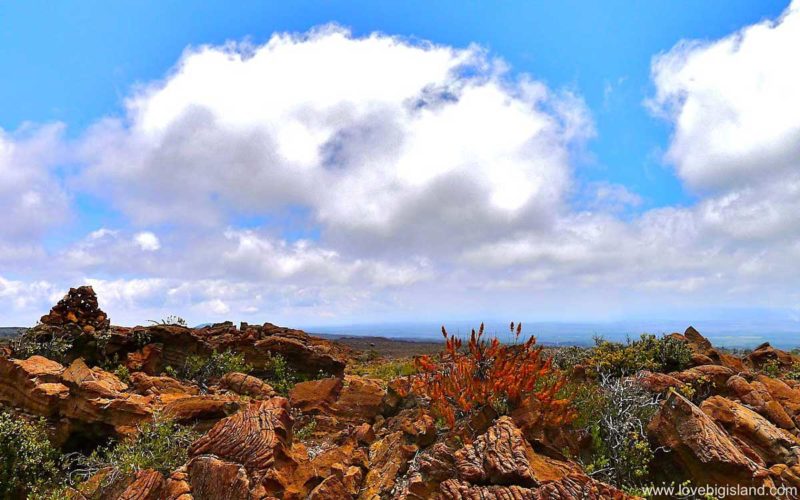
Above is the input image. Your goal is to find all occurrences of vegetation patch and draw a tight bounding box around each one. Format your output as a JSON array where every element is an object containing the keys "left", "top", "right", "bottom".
[
  {"left": 0, "top": 411, "right": 62, "bottom": 499},
  {"left": 71, "top": 413, "right": 199, "bottom": 485},
  {"left": 403, "top": 323, "right": 574, "bottom": 428}
]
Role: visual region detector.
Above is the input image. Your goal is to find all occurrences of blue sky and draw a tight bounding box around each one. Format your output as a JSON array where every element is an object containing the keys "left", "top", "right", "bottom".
[
  {"left": 1, "top": 0, "right": 786, "bottom": 206},
  {"left": 1, "top": 1, "right": 799, "bottom": 333}
]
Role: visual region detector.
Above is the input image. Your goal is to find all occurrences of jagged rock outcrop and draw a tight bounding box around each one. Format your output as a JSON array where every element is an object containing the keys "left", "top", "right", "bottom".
[
  {"left": 290, "top": 375, "right": 386, "bottom": 431},
  {"left": 0, "top": 355, "right": 68, "bottom": 416},
  {"left": 187, "top": 398, "right": 296, "bottom": 496},
  {"left": 635, "top": 370, "right": 686, "bottom": 394},
  {"left": 701, "top": 395, "right": 800, "bottom": 466},
  {"left": 439, "top": 417, "right": 631, "bottom": 499},
  {"left": 130, "top": 372, "right": 199, "bottom": 396},
  {"left": 122, "top": 321, "right": 348, "bottom": 378},
  {"left": 672, "top": 364, "right": 735, "bottom": 389},
  {"left": 649, "top": 391, "right": 769, "bottom": 487},
  {"left": 749, "top": 343, "right": 800, "bottom": 370},
  {"left": 218, "top": 372, "right": 276, "bottom": 399},
  {"left": 60, "top": 358, "right": 153, "bottom": 433}
]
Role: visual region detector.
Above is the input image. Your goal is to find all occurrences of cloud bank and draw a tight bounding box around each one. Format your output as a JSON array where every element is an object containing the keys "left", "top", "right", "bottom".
[{"left": 1, "top": 8, "right": 799, "bottom": 326}]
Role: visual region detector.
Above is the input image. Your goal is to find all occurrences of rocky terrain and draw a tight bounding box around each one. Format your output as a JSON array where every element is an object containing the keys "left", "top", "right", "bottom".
[{"left": 1, "top": 287, "right": 800, "bottom": 499}]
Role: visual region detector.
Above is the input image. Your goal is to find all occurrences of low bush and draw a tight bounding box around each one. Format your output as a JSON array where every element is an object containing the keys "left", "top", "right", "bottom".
[
  {"left": 578, "top": 374, "right": 661, "bottom": 491},
  {"left": 148, "top": 315, "right": 187, "bottom": 327},
  {"left": 113, "top": 364, "right": 131, "bottom": 384},
  {"left": 72, "top": 413, "right": 198, "bottom": 485},
  {"left": 182, "top": 349, "right": 252, "bottom": 387},
  {"left": 261, "top": 353, "right": 296, "bottom": 395},
  {"left": 0, "top": 411, "right": 62, "bottom": 499},
  {"left": 10, "top": 329, "right": 73, "bottom": 364},
  {"left": 760, "top": 359, "right": 781, "bottom": 378},
  {"left": 550, "top": 345, "right": 591, "bottom": 372},
  {"left": 584, "top": 334, "right": 692, "bottom": 377},
  {"left": 350, "top": 358, "right": 417, "bottom": 382},
  {"left": 785, "top": 362, "right": 800, "bottom": 381},
  {"left": 404, "top": 323, "right": 574, "bottom": 428}
]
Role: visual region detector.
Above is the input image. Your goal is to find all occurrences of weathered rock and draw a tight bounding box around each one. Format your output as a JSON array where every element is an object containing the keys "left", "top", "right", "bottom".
[
  {"left": 290, "top": 375, "right": 386, "bottom": 431},
  {"left": 331, "top": 376, "right": 386, "bottom": 422},
  {"left": 360, "top": 430, "right": 418, "bottom": 499},
  {"left": 130, "top": 372, "right": 198, "bottom": 396},
  {"left": 189, "top": 398, "right": 295, "bottom": 493},
  {"left": 441, "top": 417, "right": 631, "bottom": 499},
  {"left": 309, "top": 475, "right": 351, "bottom": 499},
  {"left": 755, "top": 374, "right": 800, "bottom": 422},
  {"left": 186, "top": 456, "right": 252, "bottom": 500},
  {"left": 701, "top": 395, "right": 800, "bottom": 466},
  {"left": 439, "top": 480, "right": 537, "bottom": 499},
  {"left": 649, "top": 391, "right": 766, "bottom": 487},
  {"left": 749, "top": 343, "right": 799, "bottom": 370},
  {"left": 634, "top": 370, "right": 686, "bottom": 394},
  {"left": 404, "top": 442, "right": 457, "bottom": 499},
  {"left": 117, "top": 469, "right": 166, "bottom": 500},
  {"left": 672, "top": 364, "right": 735, "bottom": 389},
  {"left": 126, "top": 344, "right": 163, "bottom": 375},
  {"left": 727, "top": 375, "right": 797, "bottom": 430},
  {"left": 381, "top": 409, "right": 436, "bottom": 447},
  {"left": 684, "top": 326, "right": 714, "bottom": 355},
  {"left": 455, "top": 416, "right": 572, "bottom": 486},
  {"left": 162, "top": 394, "right": 242, "bottom": 426},
  {"left": 137, "top": 322, "right": 348, "bottom": 378},
  {"left": 0, "top": 355, "right": 68, "bottom": 416},
  {"left": 219, "top": 372, "right": 276, "bottom": 399},
  {"left": 290, "top": 377, "right": 343, "bottom": 413},
  {"left": 439, "top": 477, "right": 632, "bottom": 500},
  {"left": 60, "top": 358, "right": 153, "bottom": 432}
]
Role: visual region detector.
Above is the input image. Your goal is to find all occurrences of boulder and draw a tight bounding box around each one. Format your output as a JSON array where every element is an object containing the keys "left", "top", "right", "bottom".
[
  {"left": 218, "top": 372, "right": 276, "bottom": 399},
  {"left": 634, "top": 370, "right": 686, "bottom": 394},
  {"left": 0, "top": 355, "right": 68, "bottom": 416},
  {"left": 126, "top": 343, "right": 164, "bottom": 375},
  {"left": 189, "top": 398, "right": 296, "bottom": 495},
  {"left": 672, "top": 365, "right": 735, "bottom": 389},
  {"left": 360, "top": 430, "right": 418, "bottom": 499},
  {"left": 185, "top": 456, "right": 252, "bottom": 500},
  {"left": 701, "top": 396, "right": 800, "bottom": 466},
  {"left": 749, "top": 343, "right": 799, "bottom": 370},
  {"left": 727, "top": 375, "right": 796, "bottom": 430},
  {"left": 59, "top": 359, "right": 153, "bottom": 432},
  {"left": 290, "top": 375, "right": 386, "bottom": 431},
  {"left": 442, "top": 417, "right": 632, "bottom": 499},
  {"left": 648, "top": 391, "right": 766, "bottom": 487},
  {"left": 162, "top": 394, "right": 242, "bottom": 427},
  {"left": 129, "top": 372, "right": 199, "bottom": 396}
]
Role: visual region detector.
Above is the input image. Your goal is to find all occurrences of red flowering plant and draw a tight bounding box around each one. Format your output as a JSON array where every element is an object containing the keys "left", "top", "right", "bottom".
[{"left": 405, "top": 322, "right": 575, "bottom": 428}]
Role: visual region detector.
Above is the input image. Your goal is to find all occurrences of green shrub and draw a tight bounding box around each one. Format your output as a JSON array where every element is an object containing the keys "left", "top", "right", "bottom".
[
  {"left": 585, "top": 334, "right": 692, "bottom": 377},
  {"left": 294, "top": 419, "right": 317, "bottom": 441},
  {"left": 350, "top": 358, "right": 417, "bottom": 382},
  {"left": 760, "top": 359, "right": 781, "bottom": 378},
  {"left": 182, "top": 349, "right": 252, "bottom": 386},
  {"left": 0, "top": 411, "right": 61, "bottom": 499},
  {"left": 113, "top": 364, "right": 131, "bottom": 384},
  {"left": 73, "top": 413, "right": 198, "bottom": 485},
  {"left": 261, "top": 353, "right": 296, "bottom": 395},
  {"left": 579, "top": 375, "right": 661, "bottom": 490},
  {"left": 148, "top": 315, "right": 187, "bottom": 327},
  {"left": 786, "top": 363, "right": 800, "bottom": 381},
  {"left": 551, "top": 345, "right": 591, "bottom": 372},
  {"left": 10, "top": 329, "right": 73, "bottom": 364}
]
